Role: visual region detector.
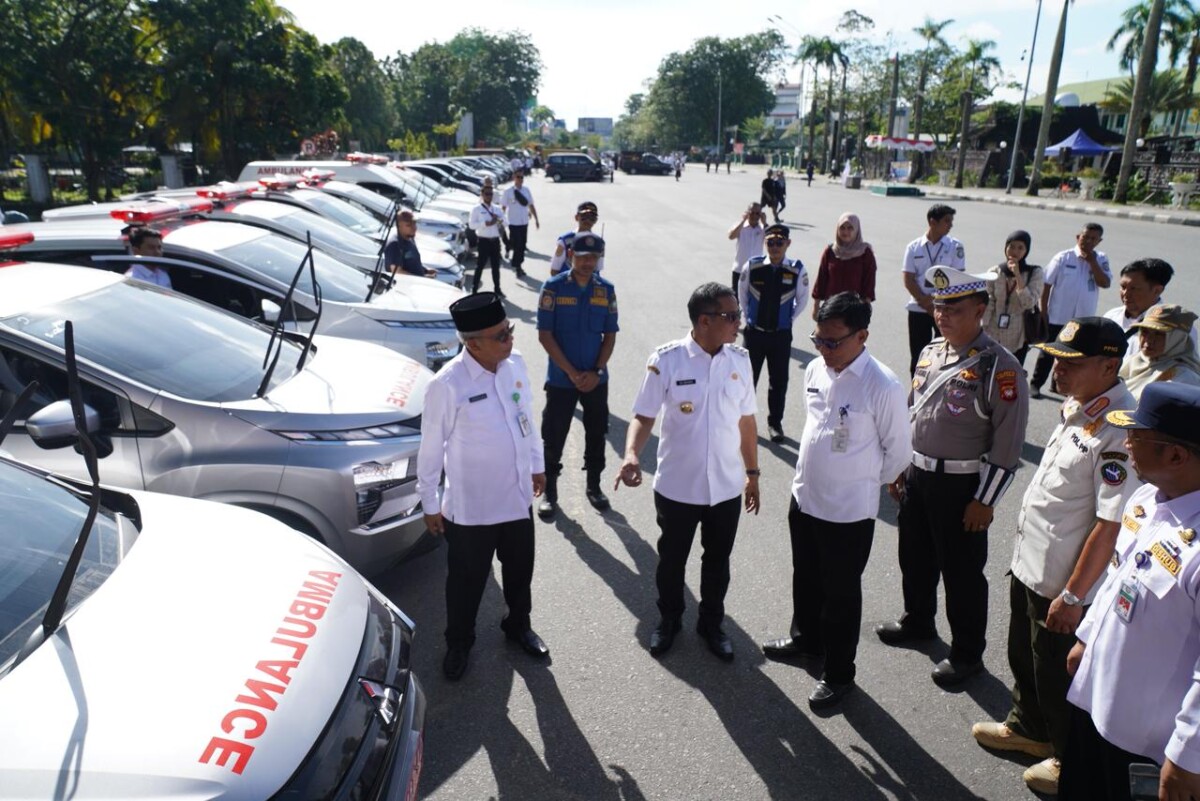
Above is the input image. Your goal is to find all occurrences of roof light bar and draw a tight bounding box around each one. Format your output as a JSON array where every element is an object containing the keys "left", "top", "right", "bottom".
[
  {"left": 197, "top": 181, "right": 260, "bottom": 200},
  {"left": 346, "top": 152, "right": 388, "bottom": 165},
  {"left": 259, "top": 173, "right": 305, "bottom": 191},
  {"left": 300, "top": 169, "right": 336, "bottom": 184},
  {"left": 0, "top": 231, "right": 35, "bottom": 250},
  {"left": 109, "top": 198, "right": 214, "bottom": 223}
]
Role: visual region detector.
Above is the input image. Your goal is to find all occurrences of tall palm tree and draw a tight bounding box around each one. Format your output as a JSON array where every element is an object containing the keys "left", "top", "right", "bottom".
[
  {"left": 1101, "top": 69, "right": 1194, "bottom": 136},
  {"left": 1107, "top": 0, "right": 1189, "bottom": 74},
  {"left": 910, "top": 17, "right": 954, "bottom": 179},
  {"left": 1176, "top": 5, "right": 1200, "bottom": 134},
  {"left": 799, "top": 36, "right": 837, "bottom": 169},
  {"left": 954, "top": 39, "right": 1000, "bottom": 188},
  {"left": 1026, "top": 0, "right": 1074, "bottom": 196},
  {"left": 1117, "top": 0, "right": 1169, "bottom": 202},
  {"left": 822, "top": 41, "right": 849, "bottom": 171}
]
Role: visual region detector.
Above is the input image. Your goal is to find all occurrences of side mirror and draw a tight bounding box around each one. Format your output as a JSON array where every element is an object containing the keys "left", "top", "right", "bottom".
[
  {"left": 261, "top": 299, "right": 281, "bottom": 323},
  {"left": 26, "top": 400, "right": 100, "bottom": 449}
]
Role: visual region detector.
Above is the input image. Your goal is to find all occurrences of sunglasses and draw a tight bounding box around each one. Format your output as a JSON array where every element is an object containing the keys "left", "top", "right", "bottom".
[
  {"left": 703, "top": 309, "right": 742, "bottom": 323},
  {"left": 766, "top": 238, "right": 787, "bottom": 246},
  {"left": 809, "top": 330, "right": 857, "bottom": 350},
  {"left": 471, "top": 323, "right": 515, "bottom": 344}
]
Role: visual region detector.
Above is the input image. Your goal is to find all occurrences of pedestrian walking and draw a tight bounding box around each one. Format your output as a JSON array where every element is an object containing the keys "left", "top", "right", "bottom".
[
  {"left": 470, "top": 185, "right": 507, "bottom": 296},
  {"left": 761, "top": 170, "right": 779, "bottom": 223},
  {"left": 774, "top": 170, "right": 787, "bottom": 219},
  {"left": 806, "top": 159, "right": 815, "bottom": 187},
  {"left": 811, "top": 212, "right": 877, "bottom": 319},
  {"left": 972, "top": 317, "right": 1137, "bottom": 796},
  {"left": 1058, "top": 383, "right": 1200, "bottom": 801},
  {"left": 549, "top": 202, "right": 605, "bottom": 276},
  {"left": 981, "top": 230, "right": 1044, "bottom": 366},
  {"left": 877, "top": 266, "right": 1029, "bottom": 687},
  {"left": 536, "top": 233, "right": 618, "bottom": 520},
  {"left": 1031, "top": 223, "right": 1112, "bottom": 397},
  {"left": 501, "top": 170, "right": 539, "bottom": 279},
  {"left": 738, "top": 223, "right": 809, "bottom": 443},
  {"left": 416, "top": 292, "right": 549, "bottom": 681},
  {"left": 615, "top": 282, "right": 760, "bottom": 661},
  {"left": 728, "top": 202, "right": 766, "bottom": 291},
  {"left": 761, "top": 292, "right": 911, "bottom": 710},
  {"left": 901, "top": 204, "right": 966, "bottom": 375}
]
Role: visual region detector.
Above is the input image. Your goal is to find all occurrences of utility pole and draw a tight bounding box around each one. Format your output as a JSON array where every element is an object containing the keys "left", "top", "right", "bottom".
[
  {"left": 716, "top": 66, "right": 723, "bottom": 154},
  {"left": 1007, "top": 0, "right": 1044, "bottom": 193},
  {"left": 886, "top": 53, "right": 900, "bottom": 137}
]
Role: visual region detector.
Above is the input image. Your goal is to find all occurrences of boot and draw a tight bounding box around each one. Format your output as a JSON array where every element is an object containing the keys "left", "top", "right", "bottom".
[
  {"left": 537, "top": 475, "right": 558, "bottom": 521},
  {"left": 585, "top": 470, "right": 609, "bottom": 511}
]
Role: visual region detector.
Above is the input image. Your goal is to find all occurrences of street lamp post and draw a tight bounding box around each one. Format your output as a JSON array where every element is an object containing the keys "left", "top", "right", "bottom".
[{"left": 1007, "top": 0, "right": 1044, "bottom": 194}]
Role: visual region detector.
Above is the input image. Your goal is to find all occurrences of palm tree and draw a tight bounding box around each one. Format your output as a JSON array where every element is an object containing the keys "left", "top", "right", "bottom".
[
  {"left": 1101, "top": 69, "right": 1194, "bottom": 136},
  {"left": 798, "top": 36, "right": 837, "bottom": 170},
  {"left": 822, "top": 41, "right": 850, "bottom": 172},
  {"left": 1177, "top": 6, "right": 1200, "bottom": 134},
  {"left": 1116, "top": 0, "right": 1168, "bottom": 202},
  {"left": 910, "top": 17, "right": 954, "bottom": 179},
  {"left": 953, "top": 39, "right": 1000, "bottom": 188},
  {"left": 1026, "top": 0, "right": 1074, "bottom": 196},
  {"left": 1107, "top": 0, "right": 1189, "bottom": 73}
]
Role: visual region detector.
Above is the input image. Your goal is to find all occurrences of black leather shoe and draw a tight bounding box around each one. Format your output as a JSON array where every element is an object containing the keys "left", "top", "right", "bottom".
[
  {"left": 536, "top": 497, "right": 557, "bottom": 521},
  {"left": 506, "top": 628, "right": 550, "bottom": 659},
  {"left": 649, "top": 618, "right": 682, "bottom": 657},
  {"left": 768, "top": 424, "right": 785, "bottom": 443},
  {"left": 585, "top": 485, "right": 610, "bottom": 511},
  {"left": 495, "top": 289, "right": 506, "bottom": 299},
  {"left": 875, "top": 620, "right": 937, "bottom": 646},
  {"left": 762, "top": 635, "right": 823, "bottom": 660},
  {"left": 932, "top": 658, "right": 983, "bottom": 687},
  {"left": 697, "top": 623, "right": 734, "bottom": 661},
  {"left": 515, "top": 268, "right": 527, "bottom": 278},
  {"left": 443, "top": 645, "right": 470, "bottom": 680},
  {"left": 808, "top": 680, "right": 855, "bottom": 710}
]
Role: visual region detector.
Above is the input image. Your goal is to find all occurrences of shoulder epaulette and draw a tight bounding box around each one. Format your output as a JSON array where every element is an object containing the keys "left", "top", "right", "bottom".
[
  {"left": 727, "top": 343, "right": 749, "bottom": 356},
  {"left": 656, "top": 341, "right": 683, "bottom": 355}
]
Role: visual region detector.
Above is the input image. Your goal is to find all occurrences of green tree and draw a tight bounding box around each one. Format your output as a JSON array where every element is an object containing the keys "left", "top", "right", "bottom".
[
  {"left": 1107, "top": 0, "right": 1189, "bottom": 72},
  {"left": 1116, "top": 0, "right": 1169, "bottom": 202},
  {"left": 330, "top": 37, "right": 397, "bottom": 150},
  {"left": 1100, "top": 69, "right": 1195, "bottom": 135},
  {"left": 953, "top": 39, "right": 1000, "bottom": 188},
  {"left": 529, "top": 104, "right": 555, "bottom": 127},
  {"left": 910, "top": 18, "right": 954, "bottom": 178},
  {"left": 1027, "top": 0, "right": 1075, "bottom": 196},
  {"left": 798, "top": 36, "right": 838, "bottom": 168}
]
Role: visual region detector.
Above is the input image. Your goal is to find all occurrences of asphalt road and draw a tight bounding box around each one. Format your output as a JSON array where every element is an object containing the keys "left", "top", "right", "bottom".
[{"left": 373, "top": 166, "right": 1200, "bottom": 801}]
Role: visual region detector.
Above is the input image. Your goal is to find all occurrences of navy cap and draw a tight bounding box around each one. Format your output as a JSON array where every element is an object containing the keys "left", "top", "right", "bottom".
[
  {"left": 1106, "top": 382, "right": 1200, "bottom": 447},
  {"left": 450, "top": 291, "right": 506, "bottom": 332},
  {"left": 1033, "top": 316, "right": 1128, "bottom": 359},
  {"left": 765, "top": 224, "right": 790, "bottom": 239},
  {"left": 570, "top": 233, "right": 605, "bottom": 255}
]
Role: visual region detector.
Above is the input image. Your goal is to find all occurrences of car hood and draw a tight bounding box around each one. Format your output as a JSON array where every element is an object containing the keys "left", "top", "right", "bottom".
[
  {"left": 0, "top": 495, "right": 368, "bottom": 800},
  {"left": 222, "top": 335, "right": 431, "bottom": 428},
  {"left": 370, "top": 274, "right": 463, "bottom": 314}
]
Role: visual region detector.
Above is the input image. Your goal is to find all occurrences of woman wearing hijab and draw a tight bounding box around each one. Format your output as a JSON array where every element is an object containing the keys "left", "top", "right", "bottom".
[
  {"left": 982, "top": 230, "right": 1044, "bottom": 366},
  {"left": 811, "top": 213, "right": 876, "bottom": 319},
  {"left": 1119, "top": 304, "right": 1200, "bottom": 399}
]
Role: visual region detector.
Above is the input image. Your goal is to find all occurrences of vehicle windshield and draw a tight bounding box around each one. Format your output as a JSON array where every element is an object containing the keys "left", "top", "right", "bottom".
[
  {"left": 395, "top": 170, "right": 441, "bottom": 203},
  {"left": 219, "top": 234, "right": 371, "bottom": 303},
  {"left": 0, "top": 460, "right": 128, "bottom": 668},
  {"left": 244, "top": 206, "right": 379, "bottom": 257},
  {"left": 294, "top": 191, "right": 384, "bottom": 238},
  {"left": 334, "top": 186, "right": 391, "bottom": 218},
  {"left": 1, "top": 281, "right": 301, "bottom": 401}
]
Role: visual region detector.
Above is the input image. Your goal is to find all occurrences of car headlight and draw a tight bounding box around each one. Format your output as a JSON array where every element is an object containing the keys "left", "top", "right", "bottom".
[
  {"left": 274, "top": 420, "right": 421, "bottom": 442},
  {"left": 379, "top": 319, "right": 457, "bottom": 329},
  {"left": 425, "top": 340, "right": 460, "bottom": 360}
]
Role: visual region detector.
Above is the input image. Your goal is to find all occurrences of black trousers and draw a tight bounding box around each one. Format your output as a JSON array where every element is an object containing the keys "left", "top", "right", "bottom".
[
  {"left": 509, "top": 224, "right": 528, "bottom": 271},
  {"left": 1031, "top": 323, "right": 1065, "bottom": 389},
  {"left": 1005, "top": 575, "right": 1077, "bottom": 757},
  {"left": 897, "top": 465, "right": 989, "bottom": 663},
  {"left": 908, "top": 310, "right": 938, "bottom": 375},
  {"left": 777, "top": 193, "right": 787, "bottom": 215},
  {"left": 653, "top": 492, "right": 741, "bottom": 627},
  {"left": 473, "top": 237, "right": 502, "bottom": 292},
  {"left": 443, "top": 513, "right": 534, "bottom": 647},
  {"left": 541, "top": 382, "right": 609, "bottom": 480},
  {"left": 1059, "top": 704, "right": 1149, "bottom": 801},
  {"left": 788, "top": 498, "right": 876, "bottom": 683},
  {"left": 743, "top": 327, "right": 792, "bottom": 429}
]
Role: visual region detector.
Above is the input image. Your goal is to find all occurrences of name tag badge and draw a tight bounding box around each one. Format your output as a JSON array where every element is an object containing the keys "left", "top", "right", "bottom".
[
  {"left": 469, "top": 393, "right": 488, "bottom": 403},
  {"left": 1115, "top": 576, "right": 1139, "bottom": 622},
  {"left": 517, "top": 411, "right": 532, "bottom": 437},
  {"left": 831, "top": 424, "right": 850, "bottom": 453},
  {"left": 675, "top": 378, "right": 697, "bottom": 386},
  {"left": 997, "top": 313, "right": 1011, "bottom": 330}
]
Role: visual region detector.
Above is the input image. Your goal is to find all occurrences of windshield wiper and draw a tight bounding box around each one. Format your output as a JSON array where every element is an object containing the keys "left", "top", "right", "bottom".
[
  {"left": 365, "top": 197, "right": 400, "bottom": 303},
  {"left": 294, "top": 232, "right": 322, "bottom": 372},
  {"left": 255, "top": 237, "right": 315, "bottom": 398},
  {"left": 13, "top": 321, "right": 102, "bottom": 667}
]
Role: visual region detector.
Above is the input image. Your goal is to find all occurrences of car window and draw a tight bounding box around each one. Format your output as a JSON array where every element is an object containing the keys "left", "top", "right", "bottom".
[
  {"left": 218, "top": 235, "right": 370, "bottom": 304},
  {"left": 0, "top": 459, "right": 128, "bottom": 668},
  {"left": 237, "top": 205, "right": 379, "bottom": 256},
  {"left": 0, "top": 344, "right": 129, "bottom": 432},
  {"left": 0, "top": 281, "right": 301, "bottom": 402},
  {"left": 295, "top": 192, "right": 384, "bottom": 238}
]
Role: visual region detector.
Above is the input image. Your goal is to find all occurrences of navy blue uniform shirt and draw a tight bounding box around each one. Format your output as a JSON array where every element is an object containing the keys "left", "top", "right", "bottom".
[{"left": 537, "top": 271, "right": 619, "bottom": 388}]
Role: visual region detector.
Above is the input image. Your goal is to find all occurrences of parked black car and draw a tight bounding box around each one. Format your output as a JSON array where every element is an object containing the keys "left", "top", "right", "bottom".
[{"left": 545, "top": 153, "right": 605, "bottom": 182}]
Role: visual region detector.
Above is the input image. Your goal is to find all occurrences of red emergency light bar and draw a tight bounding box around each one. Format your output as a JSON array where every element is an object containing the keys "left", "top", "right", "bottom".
[
  {"left": 110, "top": 198, "right": 214, "bottom": 223},
  {"left": 300, "top": 169, "right": 336, "bottom": 184},
  {"left": 0, "top": 231, "right": 35, "bottom": 250},
  {"left": 346, "top": 152, "right": 388, "bottom": 165},
  {"left": 197, "top": 181, "right": 260, "bottom": 201},
  {"left": 258, "top": 174, "right": 304, "bottom": 191}
]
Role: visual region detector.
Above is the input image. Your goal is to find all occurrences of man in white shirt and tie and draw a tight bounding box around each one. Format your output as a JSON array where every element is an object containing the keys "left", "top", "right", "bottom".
[
  {"left": 417, "top": 292, "right": 548, "bottom": 681},
  {"left": 761, "top": 292, "right": 911, "bottom": 709}
]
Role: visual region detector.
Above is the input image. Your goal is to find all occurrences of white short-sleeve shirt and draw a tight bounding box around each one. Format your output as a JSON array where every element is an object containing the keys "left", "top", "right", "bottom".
[
  {"left": 502, "top": 185, "right": 535, "bottom": 226},
  {"left": 1044, "top": 247, "right": 1111, "bottom": 325},
  {"left": 901, "top": 234, "right": 965, "bottom": 312},
  {"left": 732, "top": 224, "right": 766, "bottom": 273}
]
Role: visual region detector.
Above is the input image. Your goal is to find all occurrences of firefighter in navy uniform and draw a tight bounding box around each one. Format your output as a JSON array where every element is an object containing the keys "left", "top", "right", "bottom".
[
  {"left": 738, "top": 223, "right": 809, "bottom": 442},
  {"left": 877, "top": 266, "right": 1030, "bottom": 687}
]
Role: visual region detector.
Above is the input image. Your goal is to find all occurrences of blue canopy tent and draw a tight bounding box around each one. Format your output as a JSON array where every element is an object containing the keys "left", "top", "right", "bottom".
[{"left": 1044, "top": 129, "right": 1120, "bottom": 157}]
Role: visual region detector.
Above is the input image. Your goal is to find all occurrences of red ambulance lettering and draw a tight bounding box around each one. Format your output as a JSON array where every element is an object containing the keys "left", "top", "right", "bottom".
[
  {"left": 221, "top": 709, "right": 268, "bottom": 739},
  {"left": 200, "top": 737, "right": 255, "bottom": 775}
]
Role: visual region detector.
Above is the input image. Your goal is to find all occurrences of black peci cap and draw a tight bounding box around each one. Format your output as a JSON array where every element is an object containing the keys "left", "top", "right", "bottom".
[{"left": 449, "top": 291, "right": 506, "bottom": 332}]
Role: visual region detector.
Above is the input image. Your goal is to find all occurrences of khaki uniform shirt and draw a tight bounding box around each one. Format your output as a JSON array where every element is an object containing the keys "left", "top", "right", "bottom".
[{"left": 1011, "top": 382, "right": 1141, "bottom": 601}]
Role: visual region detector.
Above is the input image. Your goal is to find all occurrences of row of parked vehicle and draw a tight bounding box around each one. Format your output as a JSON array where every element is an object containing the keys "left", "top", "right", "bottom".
[{"left": 0, "top": 152, "right": 520, "bottom": 801}]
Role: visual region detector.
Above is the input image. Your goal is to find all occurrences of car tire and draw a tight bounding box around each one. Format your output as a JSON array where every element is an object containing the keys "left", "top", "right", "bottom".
[
  {"left": 552, "top": 173, "right": 562, "bottom": 183},
  {"left": 630, "top": 167, "right": 638, "bottom": 175}
]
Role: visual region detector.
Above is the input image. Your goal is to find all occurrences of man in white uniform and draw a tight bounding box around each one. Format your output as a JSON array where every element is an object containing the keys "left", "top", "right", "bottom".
[
  {"left": 901, "top": 204, "right": 965, "bottom": 375},
  {"left": 727, "top": 202, "right": 766, "bottom": 290}
]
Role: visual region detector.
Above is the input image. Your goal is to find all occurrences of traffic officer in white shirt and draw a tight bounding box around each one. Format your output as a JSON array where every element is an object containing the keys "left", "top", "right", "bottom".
[
  {"left": 416, "top": 292, "right": 548, "bottom": 681},
  {"left": 760, "top": 292, "right": 911, "bottom": 709},
  {"left": 1031, "top": 222, "right": 1112, "bottom": 397},
  {"left": 123, "top": 226, "right": 172, "bottom": 288},
  {"left": 877, "top": 266, "right": 1030, "bottom": 687},
  {"left": 901, "top": 204, "right": 965, "bottom": 375},
  {"left": 469, "top": 185, "right": 508, "bottom": 297},
  {"left": 501, "top": 170, "right": 539, "bottom": 279},
  {"left": 972, "top": 317, "right": 1139, "bottom": 795},
  {"left": 615, "top": 282, "right": 760, "bottom": 661},
  {"left": 1059, "top": 383, "right": 1200, "bottom": 801},
  {"left": 549, "top": 201, "right": 605, "bottom": 276},
  {"left": 728, "top": 202, "right": 766, "bottom": 290}
]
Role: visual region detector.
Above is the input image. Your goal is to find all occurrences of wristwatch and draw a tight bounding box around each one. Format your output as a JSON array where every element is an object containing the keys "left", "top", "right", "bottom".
[
  {"left": 1060, "top": 589, "right": 1082, "bottom": 607},
  {"left": 745, "top": 469, "right": 761, "bottom": 477},
  {"left": 594, "top": 367, "right": 607, "bottom": 377}
]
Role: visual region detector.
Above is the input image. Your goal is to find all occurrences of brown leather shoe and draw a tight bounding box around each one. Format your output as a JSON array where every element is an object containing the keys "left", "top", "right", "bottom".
[{"left": 972, "top": 722, "right": 1054, "bottom": 759}]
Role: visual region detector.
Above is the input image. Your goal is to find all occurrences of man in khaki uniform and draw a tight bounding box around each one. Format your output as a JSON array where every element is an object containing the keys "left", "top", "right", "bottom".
[
  {"left": 972, "top": 317, "right": 1139, "bottom": 795},
  {"left": 877, "top": 266, "right": 1030, "bottom": 687}
]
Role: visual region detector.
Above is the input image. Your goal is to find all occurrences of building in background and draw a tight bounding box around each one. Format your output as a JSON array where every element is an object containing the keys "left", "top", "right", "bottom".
[
  {"left": 577, "top": 118, "right": 614, "bottom": 137},
  {"left": 769, "top": 83, "right": 802, "bottom": 131}
]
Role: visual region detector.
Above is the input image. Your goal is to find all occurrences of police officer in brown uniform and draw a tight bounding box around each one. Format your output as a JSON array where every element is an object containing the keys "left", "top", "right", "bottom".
[{"left": 877, "top": 266, "right": 1030, "bottom": 686}]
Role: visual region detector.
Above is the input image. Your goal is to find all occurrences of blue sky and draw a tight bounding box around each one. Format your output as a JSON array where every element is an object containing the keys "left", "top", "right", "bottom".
[{"left": 282, "top": 0, "right": 1144, "bottom": 127}]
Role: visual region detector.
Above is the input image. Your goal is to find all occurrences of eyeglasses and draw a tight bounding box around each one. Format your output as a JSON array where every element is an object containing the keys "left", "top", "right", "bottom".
[
  {"left": 703, "top": 309, "right": 742, "bottom": 323},
  {"left": 766, "top": 238, "right": 787, "bottom": 246},
  {"left": 471, "top": 323, "right": 515, "bottom": 344},
  {"left": 809, "top": 330, "right": 858, "bottom": 350}
]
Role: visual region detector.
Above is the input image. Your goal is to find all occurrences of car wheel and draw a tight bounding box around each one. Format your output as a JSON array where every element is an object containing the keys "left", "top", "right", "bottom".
[
  {"left": 630, "top": 167, "right": 638, "bottom": 175},
  {"left": 552, "top": 173, "right": 562, "bottom": 183}
]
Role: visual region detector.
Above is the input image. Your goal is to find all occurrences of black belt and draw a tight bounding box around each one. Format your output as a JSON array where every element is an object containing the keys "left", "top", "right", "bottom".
[{"left": 747, "top": 324, "right": 780, "bottom": 332}]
